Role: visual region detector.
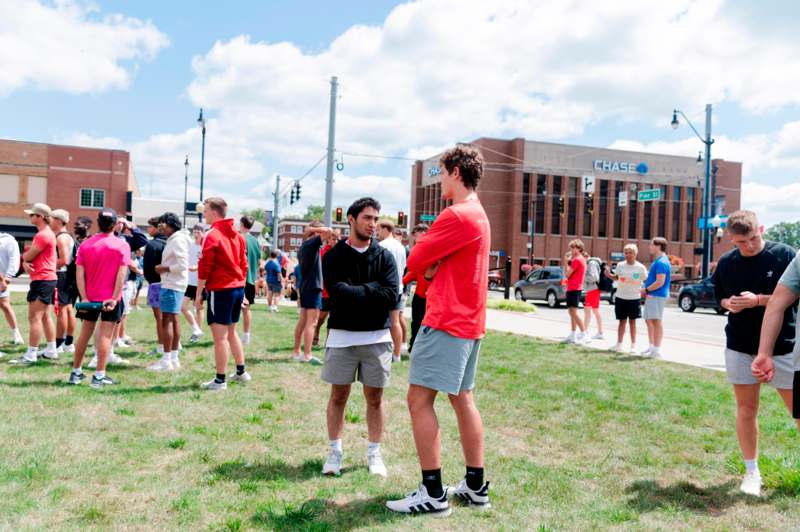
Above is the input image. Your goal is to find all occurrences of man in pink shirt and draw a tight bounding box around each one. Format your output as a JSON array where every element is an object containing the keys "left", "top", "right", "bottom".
[
  {"left": 12, "top": 203, "right": 58, "bottom": 364},
  {"left": 67, "top": 209, "right": 131, "bottom": 388}
]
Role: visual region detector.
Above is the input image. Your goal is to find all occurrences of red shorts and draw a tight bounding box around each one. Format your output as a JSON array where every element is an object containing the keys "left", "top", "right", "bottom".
[{"left": 584, "top": 289, "right": 600, "bottom": 309}]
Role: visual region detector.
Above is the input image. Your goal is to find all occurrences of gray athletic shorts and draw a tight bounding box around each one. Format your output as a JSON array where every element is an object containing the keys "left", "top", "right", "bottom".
[
  {"left": 321, "top": 342, "right": 393, "bottom": 388},
  {"left": 643, "top": 296, "right": 666, "bottom": 320},
  {"left": 409, "top": 326, "right": 481, "bottom": 395},
  {"left": 725, "top": 348, "right": 794, "bottom": 389}
]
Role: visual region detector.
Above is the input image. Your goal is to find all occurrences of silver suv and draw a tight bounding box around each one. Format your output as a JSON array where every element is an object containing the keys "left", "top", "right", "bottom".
[{"left": 514, "top": 267, "right": 567, "bottom": 308}]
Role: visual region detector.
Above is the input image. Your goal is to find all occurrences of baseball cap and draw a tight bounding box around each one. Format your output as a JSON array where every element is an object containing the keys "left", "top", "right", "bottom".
[
  {"left": 51, "top": 209, "right": 70, "bottom": 224},
  {"left": 24, "top": 203, "right": 52, "bottom": 217},
  {"left": 97, "top": 208, "right": 118, "bottom": 228}
]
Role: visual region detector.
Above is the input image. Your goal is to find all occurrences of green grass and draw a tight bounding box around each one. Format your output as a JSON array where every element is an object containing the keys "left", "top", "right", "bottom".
[
  {"left": 0, "top": 293, "right": 799, "bottom": 530},
  {"left": 486, "top": 298, "right": 537, "bottom": 313}
]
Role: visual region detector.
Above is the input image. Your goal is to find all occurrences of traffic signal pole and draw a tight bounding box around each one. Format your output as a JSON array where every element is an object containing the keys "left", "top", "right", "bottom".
[
  {"left": 272, "top": 174, "right": 280, "bottom": 246},
  {"left": 323, "top": 76, "right": 338, "bottom": 227}
]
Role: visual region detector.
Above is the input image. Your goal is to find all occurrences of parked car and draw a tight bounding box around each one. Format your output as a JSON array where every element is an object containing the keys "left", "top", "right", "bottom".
[
  {"left": 513, "top": 266, "right": 615, "bottom": 308},
  {"left": 488, "top": 269, "right": 505, "bottom": 289},
  {"left": 677, "top": 278, "right": 726, "bottom": 314}
]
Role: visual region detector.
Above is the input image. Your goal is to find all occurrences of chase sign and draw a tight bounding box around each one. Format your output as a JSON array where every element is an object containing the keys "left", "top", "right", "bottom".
[
  {"left": 427, "top": 166, "right": 442, "bottom": 177},
  {"left": 593, "top": 159, "right": 649, "bottom": 175}
]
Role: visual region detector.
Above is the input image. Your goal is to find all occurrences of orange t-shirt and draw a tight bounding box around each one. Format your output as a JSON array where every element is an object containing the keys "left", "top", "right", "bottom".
[{"left": 31, "top": 227, "right": 57, "bottom": 281}]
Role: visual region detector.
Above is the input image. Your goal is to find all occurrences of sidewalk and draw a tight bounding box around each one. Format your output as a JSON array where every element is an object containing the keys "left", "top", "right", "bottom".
[{"left": 485, "top": 308, "right": 727, "bottom": 373}]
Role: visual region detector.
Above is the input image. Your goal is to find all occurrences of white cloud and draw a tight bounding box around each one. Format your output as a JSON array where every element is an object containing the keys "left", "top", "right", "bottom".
[
  {"left": 0, "top": 0, "right": 168, "bottom": 96},
  {"left": 741, "top": 182, "right": 800, "bottom": 228}
]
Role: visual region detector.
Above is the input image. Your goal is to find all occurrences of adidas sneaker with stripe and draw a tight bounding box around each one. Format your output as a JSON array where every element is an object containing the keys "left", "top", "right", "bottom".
[
  {"left": 385, "top": 484, "right": 451, "bottom": 517},
  {"left": 450, "top": 478, "right": 491, "bottom": 509}
]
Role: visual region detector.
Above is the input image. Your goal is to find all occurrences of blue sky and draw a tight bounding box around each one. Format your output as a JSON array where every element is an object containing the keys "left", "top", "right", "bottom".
[{"left": 1, "top": 0, "right": 799, "bottom": 225}]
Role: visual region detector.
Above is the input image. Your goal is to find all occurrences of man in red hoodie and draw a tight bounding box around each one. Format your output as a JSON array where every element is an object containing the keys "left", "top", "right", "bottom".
[
  {"left": 387, "top": 145, "right": 491, "bottom": 516},
  {"left": 195, "top": 197, "right": 250, "bottom": 390}
]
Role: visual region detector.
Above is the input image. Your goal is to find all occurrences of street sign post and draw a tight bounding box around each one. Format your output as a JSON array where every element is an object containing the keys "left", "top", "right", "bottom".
[
  {"left": 420, "top": 214, "right": 436, "bottom": 222},
  {"left": 637, "top": 189, "right": 661, "bottom": 202}
]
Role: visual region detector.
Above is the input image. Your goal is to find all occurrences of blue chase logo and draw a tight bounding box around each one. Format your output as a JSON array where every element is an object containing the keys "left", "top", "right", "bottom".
[{"left": 635, "top": 162, "right": 649, "bottom": 175}]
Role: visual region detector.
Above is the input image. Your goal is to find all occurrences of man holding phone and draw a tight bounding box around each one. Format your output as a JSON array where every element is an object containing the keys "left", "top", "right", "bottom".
[
  {"left": 711, "top": 210, "right": 797, "bottom": 496},
  {"left": 67, "top": 209, "right": 131, "bottom": 388}
]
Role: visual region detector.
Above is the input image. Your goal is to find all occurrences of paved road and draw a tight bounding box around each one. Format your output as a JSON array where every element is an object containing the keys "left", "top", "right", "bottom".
[{"left": 487, "top": 289, "right": 728, "bottom": 372}]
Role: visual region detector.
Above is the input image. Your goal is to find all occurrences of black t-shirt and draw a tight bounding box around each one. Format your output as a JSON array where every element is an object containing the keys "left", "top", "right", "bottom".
[
  {"left": 712, "top": 241, "right": 797, "bottom": 356},
  {"left": 297, "top": 235, "right": 323, "bottom": 294}
]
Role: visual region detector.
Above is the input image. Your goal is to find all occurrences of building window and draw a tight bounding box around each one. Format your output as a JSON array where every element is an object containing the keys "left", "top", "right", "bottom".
[
  {"left": 671, "top": 186, "right": 681, "bottom": 242},
  {"left": 598, "top": 180, "right": 609, "bottom": 238},
  {"left": 713, "top": 194, "right": 726, "bottom": 216},
  {"left": 551, "top": 176, "right": 562, "bottom": 234},
  {"left": 567, "top": 177, "right": 577, "bottom": 235},
  {"left": 548, "top": 259, "right": 561, "bottom": 267},
  {"left": 628, "top": 185, "right": 638, "bottom": 240},
  {"left": 657, "top": 185, "right": 667, "bottom": 238},
  {"left": 686, "top": 188, "right": 696, "bottom": 242},
  {"left": 535, "top": 175, "right": 546, "bottom": 233},
  {"left": 0, "top": 174, "right": 20, "bottom": 203},
  {"left": 521, "top": 173, "right": 531, "bottom": 233},
  {"left": 79, "top": 188, "right": 105, "bottom": 208},
  {"left": 613, "top": 181, "right": 623, "bottom": 238}
]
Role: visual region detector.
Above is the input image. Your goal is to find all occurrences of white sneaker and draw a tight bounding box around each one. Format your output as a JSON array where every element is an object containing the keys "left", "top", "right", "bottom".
[
  {"left": 322, "top": 450, "right": 342, "bottom": 476},
  {"left": 146, "top": 358, "right": 174, "bottom": 372},
  {"left": 385, "top": 483, "right": 451, "bottom": 517},
  {"left": 114, "top": 339, "right": 130, "bottom": 349},
  {"left": 12, "top": 333, "right": 24, "bottom": 345},
  {"left": 122, "top": 335, "right": 134, "bottom": 343},
  {"left": 392, "top": 355, "right": 402, "bottom": 363},
  {"left": 592, "top": 333, "right": 605, "bottom": 340},
  {"left": 291, "top": 353, "right": 304, "bottom": 362},
  {"left": 9, "top": 354, "right": 37, "bottom": 365},
  {"left": 740, "top": 471, "right": 762, "bottom": 496},
  {"left": 629, "top": 344, "right": 638, "bottom": 353},
  {"left": 368, "top": 451, "right": 387, "bottom": 478},
  {"left": 229, "top": 371, "right": 252, "bottom": 383},
  {"left": 611, "top": 343, "right": 624, "bottom": 352},
  {"left": 649, "top": 349, "right": 662, "bottom": 359},
  {"left": 63, "top": 344, "right": 75, "bottom": 353},
  {"left": 200, "top": 378, "right": 227, "bottom": 390},
  {"left": 108, "top": 353, "right": 130, "bottom": 366},
  {"left": 450, "top": 478, "right": 491, "bottom": 509},
  {"left": 40, "top": 349, "right": 59, "bottom": 361},
  {"left": 562, "top": 335, "right": 576, "bottom": 344},
  {"left": 172, "top": 357, "right": 181, "bottom": 370},
  {"left": 639, "top": 346, "right": 653, "bottom": 356},
  {"left": 56, "top": 345, "right": 65, "bottom": 354}
]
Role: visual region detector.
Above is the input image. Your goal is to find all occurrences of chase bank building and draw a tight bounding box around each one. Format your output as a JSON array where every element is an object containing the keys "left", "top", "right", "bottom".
[{"left": 410, "top": 138, "right": 742, "bottom": 284}]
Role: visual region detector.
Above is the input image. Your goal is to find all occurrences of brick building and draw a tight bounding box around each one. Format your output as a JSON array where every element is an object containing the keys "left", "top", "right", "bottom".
[
  {"left": 0, "top": 138, "right": 138, "bottom": 241},
  {"left": 410, "top": 138, "right": 742, "bottom": 284},
  {"left": 276, "top": 219, "right": 351, "bottom": 255}
]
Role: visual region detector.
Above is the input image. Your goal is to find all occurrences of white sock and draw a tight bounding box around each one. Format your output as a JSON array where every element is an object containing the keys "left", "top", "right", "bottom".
[
  {"left": 368, "top": 442, "right": 380, "bottom": 455},
  {"left": 47, "top": 341, "right": 56, "bottom": 351},
  {"left": 170, "top": 350, "right": 179, "bottom": 363},
  {"left": 330, "top": 439, "right": 343, "bottom": 454},
  {"left": 744, "top": 459, "right": 759, "bottom": 474},
  {"left": 72, "top": 366, "right": 83, "bottom": 375},
  {"left": 568, "top": 331, "right": 576, "bottom": 339},
  {"left": 26, "top": 346, "right": 38, "bottom": 356},
  {"left": 192, "top": 326, "right": 202, "bottom": 335},
  {"left": 651, "top": 346, "right": 660, "bottom": 354},
  {"left": 95, "top": 370, "right": 105, "bottom": 379},
  {"left": 12, "top": 328, "right": 21, "bottom": 337}
]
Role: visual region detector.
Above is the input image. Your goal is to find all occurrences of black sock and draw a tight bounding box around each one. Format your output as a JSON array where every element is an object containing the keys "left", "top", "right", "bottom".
[
  {"left": 56, "top": 338, "right": 64, "bottom": 348},
  {"left": 422, "top": 469, "right": 444, "bottom": 498},
  {"left": 236, "top": 365, "right": 245, "bottom": 375},
  {"left": 65, "top": 335, "right": 74, "bottom": 346},
  {"left": 215, "top": 373, "right": 226, "bottom": 383},
  {"left": 466, "top": 466, "right": 484, "bottom": 490}
]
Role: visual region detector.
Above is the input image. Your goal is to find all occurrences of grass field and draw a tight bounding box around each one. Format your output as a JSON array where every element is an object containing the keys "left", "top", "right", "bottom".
[{"left": 1, "top": 293, "right": 799, "bottom": 531}]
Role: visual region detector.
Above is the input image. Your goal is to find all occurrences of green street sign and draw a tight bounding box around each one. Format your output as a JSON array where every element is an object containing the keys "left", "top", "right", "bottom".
[
  {"left": 420, "top": 214, "right": 436, "bottom": 222},
  {"left": 637, "top": 189, "right": 661, "bottom": 202}
]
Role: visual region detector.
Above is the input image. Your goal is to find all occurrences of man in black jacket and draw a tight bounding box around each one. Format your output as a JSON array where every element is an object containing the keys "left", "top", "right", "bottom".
[
  {"left": 320, "top": 197, "right": 398, "bottom": 479},
  {"left": 143, "top": 216, "right": 168, "bottom": 357}
]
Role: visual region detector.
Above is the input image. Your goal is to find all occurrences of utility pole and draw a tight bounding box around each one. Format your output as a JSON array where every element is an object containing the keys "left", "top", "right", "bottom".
[
  {"left": 702, "top": 103, "right": 713, "bottom": 279},
  {"left": 272, "top": 174, "right": 281, "bottom": 249},
  {"left": 197, "top": 108, "right": 207, "bottom": 223},
  {"left": 323, "top": 76, "right": 338, "bottom": 227},
  {"left": 183, "top": 155, "right": 189, "bottom": 228}
]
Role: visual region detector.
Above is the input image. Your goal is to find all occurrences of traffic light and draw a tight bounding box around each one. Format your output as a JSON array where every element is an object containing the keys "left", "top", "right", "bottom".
[
  {"left": 295, "top": 182, "right": 302, "bottom": 201},
  {"left": 558, "top": 197, "right": 565, "bottom": 215},
  {"left": 335, "top": 207, "right": 343, "bottom": 223},
  {"left": 586, "top": 193, "right": 594, "bottom": 213},
  {"left": 398, "top": 211, "right": 405, "bottom": 227},
  {"left": 289, "top": 188, "right": 296, "bottom": 205}
]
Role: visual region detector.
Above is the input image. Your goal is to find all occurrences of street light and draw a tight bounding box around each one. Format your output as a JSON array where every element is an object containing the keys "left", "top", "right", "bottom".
[
  {"left": 197, "top": 108, "right": 207, "bottom": 221},
  {"left": 671, "top": 104, "right": 715, "bottom": 279},
  {"left": 183, "top": 155, "right": 189, "bottom": 228}
]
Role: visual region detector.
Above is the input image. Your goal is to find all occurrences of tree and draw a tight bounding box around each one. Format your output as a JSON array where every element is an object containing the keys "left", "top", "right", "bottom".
[
  {"left": 240, "top": 208, "right": 265, "bottom": 224},
  {"left": 304, "top": 205, "right": 325, "bottom": 221},
  {"left": 765, "top": 221, "right": 800, "bottom": 250}
]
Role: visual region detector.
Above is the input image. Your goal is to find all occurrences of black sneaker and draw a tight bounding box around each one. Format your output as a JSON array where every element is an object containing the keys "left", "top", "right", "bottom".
[
  {"left": 68, "top": 371, "right": 86, "bottom": 385},
  {"left": 90, "top": 375, "right": 117, "bottom": 389}
]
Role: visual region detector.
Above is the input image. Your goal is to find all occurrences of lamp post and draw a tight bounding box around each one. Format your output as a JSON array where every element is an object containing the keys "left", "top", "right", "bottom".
[
  {"left": 197, "top": 108, "right": 207, "bottom": 222},
  {"left": 671, "top": 104, "right": 714, "bottom": 279},
  {"left": 183, "top": 155, "right": 189, "bottom": 228}
]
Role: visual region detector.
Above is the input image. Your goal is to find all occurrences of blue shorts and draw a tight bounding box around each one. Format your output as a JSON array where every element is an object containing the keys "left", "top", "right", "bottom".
[
  {"left": 207, "top": 287, "right": 244, "bottom": 326},
  {"left": 159, "top": 288, "right": 183, "bottom": 314},
  {"left": 300, "top": 289, "right": 322, "bottom": 310}
]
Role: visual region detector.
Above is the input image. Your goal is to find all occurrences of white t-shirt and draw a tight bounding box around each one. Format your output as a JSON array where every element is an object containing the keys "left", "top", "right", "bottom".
[
  {"left": 326, "top": 240, "right": 392, "bottom": 348},
  {"left": 187, "top": 241, "right": 201, "bottom": 286},
  {"left": 614, "top": 261, "right": 648, "bottom": 300},
  {"left": 379, "top": 236, "right": 406, "bottom": 289}
]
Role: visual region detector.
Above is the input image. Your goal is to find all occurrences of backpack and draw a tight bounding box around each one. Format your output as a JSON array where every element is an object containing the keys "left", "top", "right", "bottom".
[
  {"left": 597, "top": 261, "right": 614, "bottom": 292},
  {"left": 586, "top": 258, "right": 601, "bottom": 285}
]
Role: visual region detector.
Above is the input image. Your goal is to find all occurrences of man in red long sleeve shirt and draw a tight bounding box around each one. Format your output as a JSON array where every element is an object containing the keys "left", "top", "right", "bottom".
[
  {"left": 194, "top": 197, "right": 250, "bottom": 390},
  {"left": 387, "top": 145, "right": 491, "bottom": 517}
]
